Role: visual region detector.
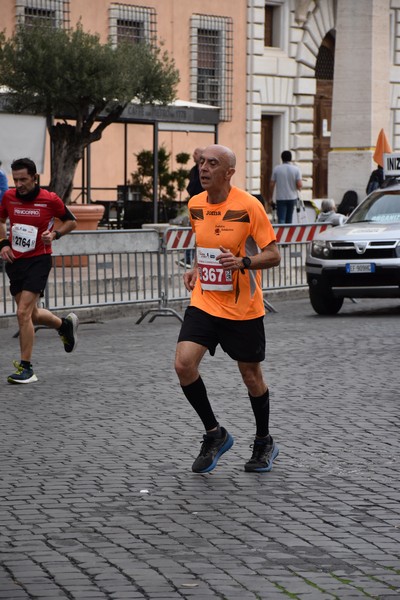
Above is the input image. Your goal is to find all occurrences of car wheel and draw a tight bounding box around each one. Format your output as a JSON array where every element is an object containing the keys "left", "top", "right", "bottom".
[{"left": 309, "top": 286, "right": 344, "bottom": 315}]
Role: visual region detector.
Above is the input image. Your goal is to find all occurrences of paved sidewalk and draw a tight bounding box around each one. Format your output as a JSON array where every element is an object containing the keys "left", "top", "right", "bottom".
[{"left": 1, "top": 296, "right": 399, "bottom": 600}]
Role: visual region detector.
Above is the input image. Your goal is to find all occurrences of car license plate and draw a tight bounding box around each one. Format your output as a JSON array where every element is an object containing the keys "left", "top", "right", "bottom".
[{"left": 345, "top": 263, "right": 375, "bottom": 273}]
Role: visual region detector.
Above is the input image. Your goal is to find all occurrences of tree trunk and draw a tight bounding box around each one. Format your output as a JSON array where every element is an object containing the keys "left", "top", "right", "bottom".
[{"left": 48, "top": 122, "right": 87, "bottom": 203}]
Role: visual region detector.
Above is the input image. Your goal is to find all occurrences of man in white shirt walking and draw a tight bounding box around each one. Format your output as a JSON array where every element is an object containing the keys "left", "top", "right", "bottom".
[{"left": 270, "top": 151, "right": 302, "bottom": 223}]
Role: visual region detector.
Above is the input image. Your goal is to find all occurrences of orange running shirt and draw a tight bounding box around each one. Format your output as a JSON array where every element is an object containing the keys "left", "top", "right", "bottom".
[{"left": 188, "top": 186, "right": 276, "bottom": 320}]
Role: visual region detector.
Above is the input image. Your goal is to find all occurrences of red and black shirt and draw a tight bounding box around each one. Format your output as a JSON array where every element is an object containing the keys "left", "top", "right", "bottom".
[{"left": 0, "top": 186, "right": 73, "bottom": 260}]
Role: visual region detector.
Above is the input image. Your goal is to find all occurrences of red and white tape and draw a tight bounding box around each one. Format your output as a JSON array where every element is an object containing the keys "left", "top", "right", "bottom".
[
  {"left": 273, "top": 223, "right": 331, "bottom": 244},
  {"left": 165, "top": 223, "right": 331, "bottom": 249},
  {"left": 165, "top": 228, "right": 195, "bottom": 250}
]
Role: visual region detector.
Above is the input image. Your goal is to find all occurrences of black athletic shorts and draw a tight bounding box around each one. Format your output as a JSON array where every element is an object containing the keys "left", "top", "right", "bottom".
[
  {"left": 178, "top": 306, "right": 266, "bottom": 363},
  {"left": 6, "top": 254, "right": 52, "bottom": 297}
]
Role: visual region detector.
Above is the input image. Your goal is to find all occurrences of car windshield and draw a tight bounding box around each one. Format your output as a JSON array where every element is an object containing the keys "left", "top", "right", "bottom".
[{"left": 347, "top": 191, "right": 400, "bottom": 224}]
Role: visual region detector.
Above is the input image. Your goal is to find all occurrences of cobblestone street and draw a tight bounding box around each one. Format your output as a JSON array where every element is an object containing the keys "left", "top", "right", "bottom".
[{"left": 1, "top": 295, "right": 399, "bottom": 600}]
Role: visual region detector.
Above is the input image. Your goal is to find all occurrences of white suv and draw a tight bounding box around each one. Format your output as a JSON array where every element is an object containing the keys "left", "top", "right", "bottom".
[{"left": 306, "top": 181, "right": 400, "bottom": 314}]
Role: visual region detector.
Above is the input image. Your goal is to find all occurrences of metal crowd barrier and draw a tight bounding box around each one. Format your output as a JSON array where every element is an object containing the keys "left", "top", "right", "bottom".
[
  {"left": 161, "top": 224, "right": 331, "bottom": 307},
  {"left": 1, "top": 230, "right": 161, "bottom": 318},
  {"left": 262, "top": 222, "right": 331, "bottom": 292},
  {"left": 0, "top": 224, "right": 331, "bottom": 321}
]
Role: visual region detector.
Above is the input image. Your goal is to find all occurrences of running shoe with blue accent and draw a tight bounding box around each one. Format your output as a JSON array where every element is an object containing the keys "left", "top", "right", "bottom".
[
  {"left": 7, "top": 360, "right": 38, "bottom": 385},
  {"left": 192, "top": 427, "right": 234, "bottom": 473},
  {"left": 244, "top": 436, "right": 279, "bottom": 472}
]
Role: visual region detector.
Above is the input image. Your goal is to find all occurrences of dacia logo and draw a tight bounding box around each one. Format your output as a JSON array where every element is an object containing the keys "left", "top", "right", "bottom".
[
  {"left": 355, "top": 242, "right": 368, "bottom": 254},
  {"left": 206, "top": 210, "right": 221, "bottom": 216}
]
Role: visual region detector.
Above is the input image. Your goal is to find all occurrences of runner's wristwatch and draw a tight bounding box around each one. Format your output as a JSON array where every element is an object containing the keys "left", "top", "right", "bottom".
[{"left": 241, "top": 256, "right": 252, "bottom": 270}]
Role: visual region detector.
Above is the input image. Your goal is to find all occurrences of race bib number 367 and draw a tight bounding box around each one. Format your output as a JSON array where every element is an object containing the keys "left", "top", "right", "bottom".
[
  {"left": 197, "top": 247, "right": 233, "bottom": 291},
  {"left": 11, "top": 223, "right": 38, "bottom": 253}
]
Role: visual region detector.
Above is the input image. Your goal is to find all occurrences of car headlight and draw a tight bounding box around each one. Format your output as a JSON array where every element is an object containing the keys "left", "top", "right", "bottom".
[{"left": 311, "top": 240, "right": 331, "bottom": 258}]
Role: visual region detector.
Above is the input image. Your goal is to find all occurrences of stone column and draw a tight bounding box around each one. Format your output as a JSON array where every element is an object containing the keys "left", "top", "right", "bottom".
[{"left": 328, "top": 0, "right": 390, "bottom": 204}]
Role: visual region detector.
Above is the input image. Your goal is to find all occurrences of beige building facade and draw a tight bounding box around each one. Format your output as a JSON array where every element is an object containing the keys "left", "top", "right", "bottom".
[
  {"left": 1, "top": 0, "right": 398, "bottom": 210},
  {"left": 247, "top": 0, "right": 396, "bottom": 206},
  {"left": 1, "top": 0, "right": 248, "bottom": 202}
]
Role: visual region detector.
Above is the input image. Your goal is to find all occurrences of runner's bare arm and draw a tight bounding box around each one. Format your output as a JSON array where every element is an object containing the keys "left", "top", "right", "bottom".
[
  {"left": 217, "top": 242, "right": 280, "bottom": 271},
  {"left": 0, "top": 217, "right": 15, "bottom": 262},
  {"left": 253, "top": 241, "right": 281, "bottom": 269},
  {"left": 183, "top": 259, "right": 198, "bottom": 291},
  {"left": 0, "top": 217, "right": 7, "bottom": 240},
  {"left": 41, "top": 218, "right": 77, "bottom": 245}
]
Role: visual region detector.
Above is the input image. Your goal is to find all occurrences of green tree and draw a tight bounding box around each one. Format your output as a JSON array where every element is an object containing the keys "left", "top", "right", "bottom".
[
  {"left": 173, "top": 152, "right": 191, "bottom": 201},
  {"left": 130, "top": 147, "right": 190, "bottom": 203},
  {"left": 0, "top": 22, "right": 179, "bottom": 202}
]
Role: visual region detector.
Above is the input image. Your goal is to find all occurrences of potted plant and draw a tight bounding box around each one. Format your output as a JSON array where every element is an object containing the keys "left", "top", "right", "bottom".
[{"left": 128, "top": 146, "right": 190, "bottom": 227}]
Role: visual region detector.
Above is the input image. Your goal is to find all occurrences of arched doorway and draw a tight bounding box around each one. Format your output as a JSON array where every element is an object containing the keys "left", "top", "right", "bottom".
[{"left": 313, "top": 31, "right": 335, "bottom": 198}]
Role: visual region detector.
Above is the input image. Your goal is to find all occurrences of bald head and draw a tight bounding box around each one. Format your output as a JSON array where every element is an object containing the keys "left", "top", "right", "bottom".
[
  {"left": 202, "top": 144, "right": 236, "bottom": 169},
  {"left": 193, "top": 147, "right": 205, "bottom": 164},
  {"left": 198, "top": 144, "right": 236, "bottom": 202}
]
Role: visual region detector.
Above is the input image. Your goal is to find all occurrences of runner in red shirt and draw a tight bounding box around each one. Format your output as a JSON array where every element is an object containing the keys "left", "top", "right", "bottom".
[
  {"left": 0, "top": 158, "right": 78, "bottom": 384},
  {"left": 174, "top": 144, "right": 281, "bottom": 474}
]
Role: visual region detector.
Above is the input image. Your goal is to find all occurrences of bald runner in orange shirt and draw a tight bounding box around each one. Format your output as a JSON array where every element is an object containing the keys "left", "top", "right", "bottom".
[{"left": 174, "top": 144, "right": 281, "bottom": 474}]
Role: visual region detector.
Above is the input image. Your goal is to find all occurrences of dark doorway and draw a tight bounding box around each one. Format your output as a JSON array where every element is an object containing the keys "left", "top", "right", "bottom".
[
  {"left": 313, "top": 31, "right": 335, "bottom": 198},
  {"left": 261, "top": 114, "right": 273, "bottom": 210}
]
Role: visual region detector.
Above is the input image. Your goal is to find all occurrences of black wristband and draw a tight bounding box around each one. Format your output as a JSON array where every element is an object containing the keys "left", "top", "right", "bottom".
[
  {"left": 53, "top": 230, "right": 62, "bottom": 240},
  {"left": 0, "top": 238, "right": 11, "bottom": 250}
]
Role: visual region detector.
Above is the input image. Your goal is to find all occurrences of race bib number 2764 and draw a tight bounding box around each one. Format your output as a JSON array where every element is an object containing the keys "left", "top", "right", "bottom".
[{"left": 11, "top": 223, "right": 38, "bottom": 253}]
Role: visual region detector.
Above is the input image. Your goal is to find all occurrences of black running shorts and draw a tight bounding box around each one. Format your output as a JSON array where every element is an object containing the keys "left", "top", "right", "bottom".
[
  {"left": 6, "top": 254, "right": 52, "bottom": 297},
  {"left": 178, "top": 306, "right": 266, "bottom": 363}
]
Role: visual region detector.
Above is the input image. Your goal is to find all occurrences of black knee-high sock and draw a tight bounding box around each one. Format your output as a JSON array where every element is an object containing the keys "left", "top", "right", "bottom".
[
  {"left": 181, "top": 376, "right": 219, "bottom": 431},
  {"left": 249, "top": 389, "right": 270, "bottom": 438}
]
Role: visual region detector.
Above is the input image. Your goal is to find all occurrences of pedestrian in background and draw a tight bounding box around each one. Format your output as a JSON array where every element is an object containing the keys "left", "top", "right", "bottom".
[
  {"left": 366, "top": 128, "right": 391, "bottom": 194},
  {"left": 0, "top": 157, "right": 79, "bottom": 384},
  {"left": 337, "top": 190, "right": 358, "bottom": 217},
  {"left": 0, "top": 160, "right": 9, "bottom": 204},
  {"left": 175, "top": 144, "right": 281, "bottom": 474},
  {"left": 181, "top": 147, "right": 205, "bottom": 267},
  {"left": 366, "top": 165, "right": 384, "bottom": 194},
  {"left": 316, "top": 198, "right": 346, "bottom": 226},
  {"left": 186, "top": 147, "right": 204, "bottom": 198},
  {"left": 270, "top": 150, "right": 302, "bottom": 224}
]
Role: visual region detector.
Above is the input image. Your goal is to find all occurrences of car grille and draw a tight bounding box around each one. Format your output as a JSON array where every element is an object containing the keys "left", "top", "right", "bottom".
[{"left": 329, "top": 241, "right": 398, "bottom": 259}]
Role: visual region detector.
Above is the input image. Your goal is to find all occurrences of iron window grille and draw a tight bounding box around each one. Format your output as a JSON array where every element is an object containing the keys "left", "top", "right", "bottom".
[
  {"left": 15, "top": 0, "right": 70, "bottom": 28},
  {"left": 315, "top": 44, "right": 334, "bottom": 80},
  {"left": 190, "top": 14, "right": 233, "bottom": 122},
  {"left": 109, "top": 3, "right": 157, "bottom": 46}
]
